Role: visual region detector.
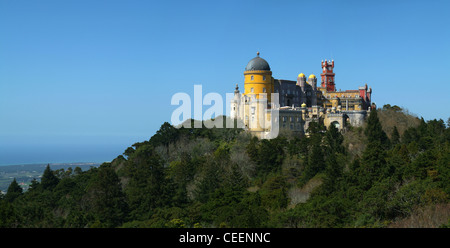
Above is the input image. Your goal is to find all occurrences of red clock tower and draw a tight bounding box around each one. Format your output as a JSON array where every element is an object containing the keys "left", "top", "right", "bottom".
[{"left": 321, "top": 59, "right": 336, "bottom": 92}]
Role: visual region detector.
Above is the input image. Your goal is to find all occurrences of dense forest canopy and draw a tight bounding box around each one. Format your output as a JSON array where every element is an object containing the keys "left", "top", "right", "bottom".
[{"left": 1, "top": 105, "right": 449, "bottom": 228}]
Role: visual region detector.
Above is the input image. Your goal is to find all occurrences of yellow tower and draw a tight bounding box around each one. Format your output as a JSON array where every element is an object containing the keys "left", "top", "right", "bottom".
[{"left": 243, "top": 52, "right": 274, "bottom": 102}]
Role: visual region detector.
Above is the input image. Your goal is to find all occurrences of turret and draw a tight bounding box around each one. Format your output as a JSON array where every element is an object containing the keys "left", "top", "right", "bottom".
[
  {"left": 301, "top": 103, "right": 307, "bottom": 120},
  {"left": 321, "top": 59, "right": 336, "bottom": 92},
  {"left": 244, "top": 52, "right": 273, "bottom": 102},
  {"left": 230, "top": 84, "right": 240, "bottom": 119},
  {"left": 297, "top": 73, "right": 306, "bottom": 90},
  {"left": 308, "top": 74, "right": 317, "bottom": 90}
]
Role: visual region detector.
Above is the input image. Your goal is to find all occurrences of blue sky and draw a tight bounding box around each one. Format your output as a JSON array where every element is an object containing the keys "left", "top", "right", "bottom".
[{"left": 0, "top": 0, "right": 449, "bottom": 164}]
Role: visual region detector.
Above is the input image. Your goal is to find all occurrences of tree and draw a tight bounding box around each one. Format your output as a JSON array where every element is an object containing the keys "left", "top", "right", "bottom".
[
  {"left": 5, "top": 178, "right": 23, "bottom": 202},
  {"left": 365, "top": 108, "right": 389, "bottom": 147},
  {"left": 322, "top": 152, "right": 343, "bottom": 195},
  {"left": 391, "top": 126, "right": 400, "bottom": 146},
  {"left": 28, "top": 178, "right": 40, "bottom": 192},
  {"left": 194, "top": 158, "right": 223, "bottom": 203},
  {"left": 200, "top": 187, "right": 268, "bottom": 227},
  {"left": 41, "top": 164, "right": 60, "bottom": 191},
  {"left": 125, "top": 144, "right": 170, "bottom": 219},
  {"left": 257, "top": 138, "right": 285, "bottom": 175},
  {"left": 224, "top": 163, "right": 248, "bottom": 190},
  {"left": 150, "top": 122, "right": 180, "bottom": 147},
  {"left": 246, "top": 137, "right": 285, "bottom": 177},
  {"left": 303, "top": 141, "right": 325, "bottom": 183},
  {"left": 246, "top": 137, "right": 259, "bottom": 162},
  {"left": 324, "top": 123, "right": 345, "bottom": 155},
  {"left": 357, "top": 109, "right": 389, "bottom": 190},
  {"left": 0, "top": 201, "right": 18, "bottom": 227},
  {"left": 85, "top": 164, "right": 129, "bottom": 227},
  {"left": 123, "top": 146, "right": 135, "bottom": 158},
  {"left": 299, "top": 121, "right": 327, "bottom": 183},
  {"left": 260, "top": 175, "right": 288, "bottom": 210}
]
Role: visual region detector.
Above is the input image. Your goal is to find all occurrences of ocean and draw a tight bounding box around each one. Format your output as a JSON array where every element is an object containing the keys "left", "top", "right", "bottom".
[
  {"left": 0, "top": 143, "right": 126, "bottom": 166},
  {"left": 0, "top": 135, "right": 148, "bottom": 166}
]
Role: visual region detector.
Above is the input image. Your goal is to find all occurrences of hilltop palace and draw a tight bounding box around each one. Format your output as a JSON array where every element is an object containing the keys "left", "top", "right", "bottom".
[{"left": 230, "top": 52, "right": 374, "bottom": 139}]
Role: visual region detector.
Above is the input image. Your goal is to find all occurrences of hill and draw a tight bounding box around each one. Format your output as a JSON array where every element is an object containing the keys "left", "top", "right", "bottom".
[
  {"left": 0, "top": 163, "right": 100, "bottom": 193},
  {"left": 0, "top": 107, "right": 448, "bottom": 228}
]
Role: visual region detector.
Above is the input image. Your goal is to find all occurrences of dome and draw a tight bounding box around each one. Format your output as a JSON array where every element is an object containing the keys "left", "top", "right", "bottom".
[
  {"left": 298, "top": 73, "right": 305, "bottom": 78},
  {"left": 309, "top": 74, "right": 316, "bottom": 79},
  {"left": 301, "top": 103, "right": 307, "bottom": 108},
  {"left": 245, "top": 52, "right": 271, "bottom": 71}
]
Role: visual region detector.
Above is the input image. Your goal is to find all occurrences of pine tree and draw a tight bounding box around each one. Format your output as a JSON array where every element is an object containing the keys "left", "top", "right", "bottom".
[
  {"left": 391, "top": 126, "right": 400, "bottom": 146},
  {"left": 365, "top": 108, "right": 389, "bottom": 147},
  {"left": 41, "top": 164, "right": 60, "bottom": 190},
  {"left": 86, "top": 164, "right": 128, "bottom": 227},
  {"left": 5, "top": 178, "right": 23, "bottom": 202},
  {"left": 28, "top": 178, "right": 40, "bottom": 192},
  {"left": 323, "top": 152, "right": 343, "bottom": 194},
  {"left": 149, "top": 122, "right": 180, "bottom": 149},
  {"left": 325, "top": 123, "right": 345, "bottom": 155},
  {"left": 358, "top": 108, "right": 389, "bottom": 190},
  {"left": 0, "top": 200, "right": 18, "bottom": 227},
  {"left": 125, "top": 144, "right": 170, "bottom": 219},
  {"left": 225, "top": 163, "right": 247, "bottom": 190},
  {"left": 304, "top": 143, "right": 325, "bottom": 182},
  {"left": 195, "top": 160, "right": 222, "bottom": 203}
]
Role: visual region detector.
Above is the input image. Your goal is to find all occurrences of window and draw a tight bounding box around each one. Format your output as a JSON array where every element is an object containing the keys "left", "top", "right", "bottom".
[
  {"left": 263, "top": 76, "right": 266, "bottom": 81},
  {"left": 251, "top": 75, "right": 254, "bottom": 80},
  {"left": 263, "top": 87, "right": 266, "bottom": 93},
  {"left": 251, "top": 87, "right": 254, "bottom": 93}
]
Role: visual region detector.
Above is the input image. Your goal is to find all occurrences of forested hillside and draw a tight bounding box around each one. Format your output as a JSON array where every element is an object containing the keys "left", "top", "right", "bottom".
[{"left": 0, "top": 106, "right": 449, "bottom": 228}]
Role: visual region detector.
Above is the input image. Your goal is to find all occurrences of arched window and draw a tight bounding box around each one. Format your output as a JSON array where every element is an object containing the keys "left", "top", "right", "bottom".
[
  {"left": 251, "top": 87, "right": 254, "bottom": 93},
  {"left": 263, "top": 76, "right": 266, "bottom": 81},
  {"left": 251, "top": 75, "right": 254, "bottom": 80},
  {"left": 263, "top": 87, "right": 266, "bottom": 93}
]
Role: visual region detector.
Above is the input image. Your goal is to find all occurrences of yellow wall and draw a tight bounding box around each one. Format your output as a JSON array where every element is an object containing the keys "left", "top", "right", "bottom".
[{"left": 243, "top": 70, "right": 273, "bottom": 102}]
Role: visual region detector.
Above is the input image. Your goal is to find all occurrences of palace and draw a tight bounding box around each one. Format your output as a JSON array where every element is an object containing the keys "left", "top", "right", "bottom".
[{"left": 230, "top": 52, "right": 374, "bottom": 139}]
